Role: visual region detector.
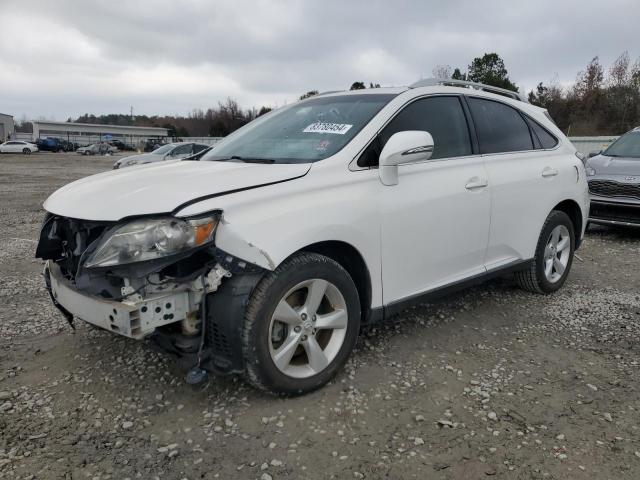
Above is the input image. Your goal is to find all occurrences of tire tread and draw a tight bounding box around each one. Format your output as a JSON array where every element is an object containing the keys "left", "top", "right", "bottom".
[
  {"left": 242, "top": 252, "right": 357, "bottom": 395},
  {"left": 515, "top": 210, "right": 573, "bottom": 294}
]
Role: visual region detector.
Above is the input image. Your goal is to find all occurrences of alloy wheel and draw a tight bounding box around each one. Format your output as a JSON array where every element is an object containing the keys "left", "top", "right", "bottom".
[
  {"left": 268, "top": 279, "right": 348, "bottom": 379},
  {"left": 543, "top": 224, "right": 571, "bottom": 283}
]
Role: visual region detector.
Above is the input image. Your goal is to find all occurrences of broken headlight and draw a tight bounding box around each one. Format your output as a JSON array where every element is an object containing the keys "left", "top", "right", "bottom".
[{"left": 84, "top": 215, "right": 219, "bottom": 268}]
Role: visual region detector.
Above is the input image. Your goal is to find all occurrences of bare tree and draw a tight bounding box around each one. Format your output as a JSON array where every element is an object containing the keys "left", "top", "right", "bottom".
[
  {"left": 432, "top": 65, "right": 452, "bottom": 80},
  {"left": 608, "top": 51, "right": 630, "bottom": 88}
]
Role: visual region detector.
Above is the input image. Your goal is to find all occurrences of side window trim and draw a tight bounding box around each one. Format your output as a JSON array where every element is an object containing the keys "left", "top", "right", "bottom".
[
  {"left": 459, "top": 95, "right": 480, "bottom": 155},
  {"left": 355, "top": 94, "right": 477, "bottom": 169}
]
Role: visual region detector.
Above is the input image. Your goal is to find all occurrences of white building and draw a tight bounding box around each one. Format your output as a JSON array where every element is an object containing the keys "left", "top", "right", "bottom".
[
  {"left": 0, "top": 113, "right": 15, "bottom": 142},
  {"left": 30, "top": 120, "right": 168, "bottom": 147}
]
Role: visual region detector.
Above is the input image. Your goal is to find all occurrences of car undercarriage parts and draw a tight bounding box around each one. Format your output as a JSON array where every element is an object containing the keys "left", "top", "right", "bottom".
[
  {"left": 37, "top": 212, "right": 273, "bottom": 376},
  {"left": 186, "top": 276, "right": 211, "bottom": 386},
  {"left": 48, "top": 261, "right": 194, "bottom": 339}
]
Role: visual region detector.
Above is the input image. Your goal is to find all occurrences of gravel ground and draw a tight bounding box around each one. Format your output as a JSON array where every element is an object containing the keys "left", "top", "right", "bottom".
[{"left": 1, "top": 153, "right": 639, "bottom": 479}]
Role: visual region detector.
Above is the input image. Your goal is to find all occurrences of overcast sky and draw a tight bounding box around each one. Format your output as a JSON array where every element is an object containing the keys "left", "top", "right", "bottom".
[{"left": 1, "top": 0, "right": 638, "bottom": 121}]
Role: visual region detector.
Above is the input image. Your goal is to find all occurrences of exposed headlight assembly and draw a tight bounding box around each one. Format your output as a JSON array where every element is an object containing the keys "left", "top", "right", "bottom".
[{"left": 85, "top": 215, "right": 219, "bottom": 268}]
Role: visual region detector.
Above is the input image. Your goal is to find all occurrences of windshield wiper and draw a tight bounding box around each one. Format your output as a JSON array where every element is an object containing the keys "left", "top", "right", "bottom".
[{"left": 225, "top": 155, "right": 276, "bottom": 164}]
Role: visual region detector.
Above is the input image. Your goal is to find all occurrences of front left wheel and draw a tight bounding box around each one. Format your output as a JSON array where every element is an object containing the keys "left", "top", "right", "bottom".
[
  {"left": 23, "top": 148, "right": 31, "bottom": 155},
  {"left": 242, "top": 252, "right": 361, "bottom": 396}
]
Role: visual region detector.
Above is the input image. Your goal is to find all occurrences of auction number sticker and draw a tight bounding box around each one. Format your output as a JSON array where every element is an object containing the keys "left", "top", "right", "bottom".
[{"left": 303, "top": 122, "right": 353, "bottom": 135}]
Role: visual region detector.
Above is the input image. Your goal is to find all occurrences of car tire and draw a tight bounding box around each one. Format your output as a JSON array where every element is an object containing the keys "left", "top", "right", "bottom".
[
  {"left": 83, "top": 151, "right": 90, "bottom": 156},
  {"left": 242, "top": 252, "right": 361, "bottom": 396},
  {"left": 515, "top": 210, "right": 575, "bottom": 294},
  {"left": 23, "top": 148, "right": 31, "bottom": 155}
]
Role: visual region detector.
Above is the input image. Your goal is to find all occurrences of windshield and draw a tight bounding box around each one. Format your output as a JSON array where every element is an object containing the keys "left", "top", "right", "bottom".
[
  {"left": 201, "top": 93, "right": 396, "bottom": 164},
  {"left": 153, "top": 144, "right": 174, "bottom": 155},
  {"left": 603, "top": 131, "right": 640, "bottom": 158}
]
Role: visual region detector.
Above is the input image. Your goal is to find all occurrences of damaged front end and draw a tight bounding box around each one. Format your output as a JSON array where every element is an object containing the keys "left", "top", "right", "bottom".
[{"left": 36, "top": 212, "right": 265, "bottom": 374}]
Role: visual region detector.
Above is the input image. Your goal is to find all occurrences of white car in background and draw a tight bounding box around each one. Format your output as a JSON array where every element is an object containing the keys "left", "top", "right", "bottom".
[
  {"left": 113, "top": 142, "right": 210, "bottom": 169},
  {"left": 0, "top": 140, "right": 38, "bottom": 154},
  {"left": 37, "top": 79, "right": 589, "bottom": 395}
]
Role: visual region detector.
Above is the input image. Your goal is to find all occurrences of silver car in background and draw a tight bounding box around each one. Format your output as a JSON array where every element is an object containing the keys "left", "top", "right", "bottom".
[
  {"left": 77, "top": 143, "right": 119, "bottom": 155},
  {"left": 585, "top": 127, "right": 640, "bottom": 227},
  {"left": 113, "top": 142, "right": 210, "bottom": 169}
]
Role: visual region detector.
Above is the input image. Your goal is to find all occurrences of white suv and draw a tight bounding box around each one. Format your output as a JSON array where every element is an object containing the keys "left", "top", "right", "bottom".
[{"left": 36, "top": 79, "right": 589, "bottom": 395}]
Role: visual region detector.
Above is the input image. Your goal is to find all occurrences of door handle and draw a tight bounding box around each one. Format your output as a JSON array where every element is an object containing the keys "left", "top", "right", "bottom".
[
  {"left": 465, "top": 177, "right": 488, "bottom": 190},
  {"left": 542, "top": 167, "right": 558, "bottom": 178}
]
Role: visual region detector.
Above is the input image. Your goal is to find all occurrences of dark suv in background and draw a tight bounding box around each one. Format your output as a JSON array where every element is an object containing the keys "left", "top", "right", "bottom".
[
  {"left": 35, "top": 137, "right": 75, "bottom": 152},
  {"left": 109, "top": 139, "right": 134, "bottom": 151}
]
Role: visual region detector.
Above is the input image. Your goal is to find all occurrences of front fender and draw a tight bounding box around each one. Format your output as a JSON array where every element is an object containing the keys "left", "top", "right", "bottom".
[{"left": 175, "top": 166, "right": 384, "bottom": 307}]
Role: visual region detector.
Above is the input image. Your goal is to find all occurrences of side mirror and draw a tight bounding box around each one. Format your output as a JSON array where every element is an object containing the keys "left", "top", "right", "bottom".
[
  {"left": 379, "top": 131, "right": 434, "bottom": 186},
  {"left": 588, "top": 150, "right": 602, "bottom": 158}
]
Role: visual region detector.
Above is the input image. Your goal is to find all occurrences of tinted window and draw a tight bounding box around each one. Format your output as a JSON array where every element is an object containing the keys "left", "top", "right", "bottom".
[
  {"left": 379, "top": 96, "right": 472, "bottom": 161},
  {"left": 468, "top": 97, "right": 533, "bottom": 154},
  {"left": 153, "top": 144, "right": 174, "bottom": 155},
  {"left": 527, "top": 117, "right": 558, "bottom": 149},
  {"left": 193, "top": 144, "right": 209, "bottom": 153},
  {"left": 171, "top": 144, "right": 193, "bottom": 155}
]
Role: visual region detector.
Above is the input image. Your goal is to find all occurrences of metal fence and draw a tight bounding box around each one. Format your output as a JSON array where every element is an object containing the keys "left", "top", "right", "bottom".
[
  {"left": 14, "top": 132, "right": 619, "bottom": 156},
  {"left": 14, "top": 133, "right": 224, "bottom": 148},
  {"left": 179, "top": 137, "right": 223, "bottom": 145},
  {"left": 569, "top": 136, "right": 618, "bottom": 155}
]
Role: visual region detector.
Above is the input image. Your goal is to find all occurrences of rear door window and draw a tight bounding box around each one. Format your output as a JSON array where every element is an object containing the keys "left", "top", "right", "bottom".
[{"left": 467, "top": 97, "right": 534, "bottom": 154}]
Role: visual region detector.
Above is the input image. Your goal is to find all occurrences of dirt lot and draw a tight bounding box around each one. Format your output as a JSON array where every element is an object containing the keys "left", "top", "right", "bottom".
[{"left": 1, "top": 153, "right": 639, "bottom": 480}]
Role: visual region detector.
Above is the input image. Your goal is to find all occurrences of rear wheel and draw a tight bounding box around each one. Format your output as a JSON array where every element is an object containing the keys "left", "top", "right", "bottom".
[
  {"left": 22, "top": 148, "right": 31, "bottom": 155},
  {"left": 243, "top": 252, "right": 360, "bottom": 395},
  {"left": 515, "top": 210, "right": 575, "bottom": 294}
]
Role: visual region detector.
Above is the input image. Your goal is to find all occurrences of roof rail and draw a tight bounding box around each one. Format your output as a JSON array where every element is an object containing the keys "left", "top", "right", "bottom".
[{"left": 410, "top": 78, "right": 528, "bottom": 103}]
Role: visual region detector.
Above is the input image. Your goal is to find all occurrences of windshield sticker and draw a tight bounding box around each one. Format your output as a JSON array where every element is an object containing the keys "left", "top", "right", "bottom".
[
  {"left": 303, "top": 122, "right": 353, "bottom": 135},
  {"left": 316, "top": 139, "right": 331, "bottom": 152}
]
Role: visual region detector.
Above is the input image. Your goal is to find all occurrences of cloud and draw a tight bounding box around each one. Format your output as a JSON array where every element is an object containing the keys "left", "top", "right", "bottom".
[{"left": 0, "top": 0, "right": 638, "bottom": 120}]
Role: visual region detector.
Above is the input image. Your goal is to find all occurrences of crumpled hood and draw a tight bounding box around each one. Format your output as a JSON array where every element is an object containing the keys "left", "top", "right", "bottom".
[
  {"left": 44, "top": 160, "right": 311, "bottom": 221},
  {"left": 587, "top": 154, "right": 640, "bottom": 176}
]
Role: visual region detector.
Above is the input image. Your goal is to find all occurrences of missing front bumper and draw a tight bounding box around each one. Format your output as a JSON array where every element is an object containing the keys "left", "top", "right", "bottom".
[{"left": 46, "top": 261, "right": 191, "bottom": 339}]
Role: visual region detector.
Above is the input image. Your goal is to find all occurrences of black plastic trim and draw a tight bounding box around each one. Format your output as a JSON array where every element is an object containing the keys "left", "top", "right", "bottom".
[
  {"left": 365, "top": 259, "right": 532, "bottom": 325},
  {"left": 205, "top": 271, "right": 264, "bottom": 374}
]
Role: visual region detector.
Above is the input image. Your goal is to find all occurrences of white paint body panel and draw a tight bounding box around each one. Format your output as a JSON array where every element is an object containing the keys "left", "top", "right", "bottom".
[
  {"left": 379, "top": 156, "right": 490, "bottom": 303},
  {"left": 43, "top": 160, "right": 310, "bottom": 221},
  {"left": 42, "top": 86, "right": 589, "bottom": 312}
]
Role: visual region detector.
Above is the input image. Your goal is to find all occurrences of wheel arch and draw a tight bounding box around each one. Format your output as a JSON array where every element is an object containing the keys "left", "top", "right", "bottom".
[
  {"left": 297, "top": 240, "right": 374, "bottom": 325},
  {"left": 552, "top": 199, "right": 583, "bottom": 248}
]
